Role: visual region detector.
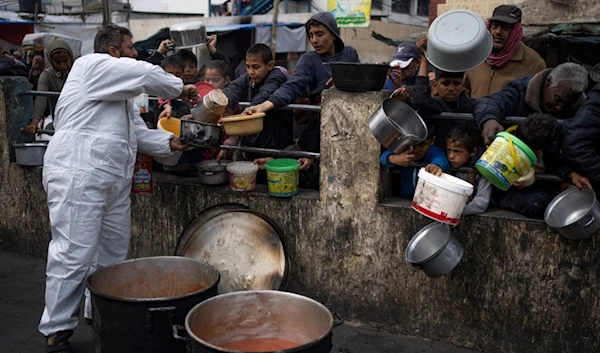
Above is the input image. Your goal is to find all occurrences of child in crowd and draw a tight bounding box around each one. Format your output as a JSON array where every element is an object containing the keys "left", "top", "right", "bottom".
[
  {"left": 446, "top": 124, "right": 491, "bottom": 216},
  {"left": 177, "top": 49, "right": 199, "bottom": 84},
  {"left": 496, "top": 113, "right": 591, "bottom": 218},
  {"left": 380, "top": 123, "right": 450, "bottom": 199},
  {"left": 411, "top": 35, "right": 475, "bottom": 151},
  {"left": 203, "top": 60, "right": 231, "bottom": 89},
  {"left": 220, "top": 43, "right": 293, "bottom": 161},
  {"left": 244, "top": 12, "right": 360, "bottom": 115},
  {"left": 158, "top": 55, "right": 190, "bottom": 119}
]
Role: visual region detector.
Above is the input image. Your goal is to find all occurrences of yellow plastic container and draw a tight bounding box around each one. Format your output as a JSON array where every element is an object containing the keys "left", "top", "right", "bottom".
[
  {"left": 157, "top": 117, "right": 181, "bottom": 137},
  {"left": 475, "top": 132, "right": 537, "bottom": 191},
  {"left": 265, "top": 159, "right": 301, "bottom": 197}
]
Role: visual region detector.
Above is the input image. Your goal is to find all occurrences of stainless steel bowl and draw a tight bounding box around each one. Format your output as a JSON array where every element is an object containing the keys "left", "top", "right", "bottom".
[
  {"left": 13, "top": 142, "right": 48, "bottom": 166},
  {"left": 170, "top": 22, "right": 207, "bottom": 49},
  {"left": 545, "top": 187, "right": 600, "bottom": 240},
  {"left": 197, "top": 160, "right": 231, "bottom": 186},
  {"left": 406, "top": 222, "right": 464, "bottom": 278},
  {"left": 368, "top": 98, "right": 428, "bottom": 154},
  {"left": 426, "top": 10, "right": 493, "bottom": 72}
]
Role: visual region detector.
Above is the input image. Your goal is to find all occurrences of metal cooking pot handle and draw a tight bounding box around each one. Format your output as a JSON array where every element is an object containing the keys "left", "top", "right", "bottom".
[
  {"left": 332, "top": 312, "right": 344, "bottom": 327},
  {"left": 146, "top": 306, "right": 176, "bottom": 332},
  {"left": 172, "top": 324, "right": 188, "bottom": 341},
  {"left": 578, "top": 213, "right": 595, "bottom": 228}
]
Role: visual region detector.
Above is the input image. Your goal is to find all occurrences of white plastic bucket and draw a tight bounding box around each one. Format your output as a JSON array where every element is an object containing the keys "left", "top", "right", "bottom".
[{"left": 412, "top": 168, "right": 474, "bottom": 225}]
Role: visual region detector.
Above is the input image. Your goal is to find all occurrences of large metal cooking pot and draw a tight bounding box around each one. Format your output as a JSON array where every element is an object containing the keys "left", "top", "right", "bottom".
[
  {"left": 405, "top": 222, "right": 464, "bottom": 278},
  {"left": 368, "top": 98, "right": 428, "bottom": 154},
  {"left": 325, "top": 62, "right": 390, "bottom": 92},
  {"left": 197, "top": 160, "right": 231, "bottom": 186},
  {"left": 13, "top": 142, "right": 48, "bottom": 166},
  {"left": 169, "top": 22, "right": 207, "bottom": 49},
  {"left": 87, "top": 256, "right": 220, "bottom": 353},
  {"left": 545, "top": 187, "right": 600, "bottom": 240},
  {"left": 173, "top": 291, "right": 342, "bottom": 353},
  {"left": 426, "top": 9, "right": 493, "bottom": 72}
]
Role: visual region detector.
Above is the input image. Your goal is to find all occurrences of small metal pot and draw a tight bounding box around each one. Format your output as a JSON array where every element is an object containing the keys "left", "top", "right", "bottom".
[
  {"left": 197, "top": 160, "right": 231, "bottom": 186},
  {"left": 13, "top": 142, "right": 48, "bottom": 166},
  {"left": 169, "top": 22, "right": 207, "bottom": 49},
  {"left": 545, "top": 187, "right": 600, "bottom": 240},
  {"left": 368, "top": 98, "right": 428, "bottom": 154},
  {"left": 406, "top": 222, "right": 464, "bottom": 278},
  {"left": 173, "top": 290, "right": 343, "bottom": 353},
  {"left": 180, "top": 120, "right": 222, "bottom": 148},
  {"left": 190, "top": 92, "right": 228, "bottom": 124}
]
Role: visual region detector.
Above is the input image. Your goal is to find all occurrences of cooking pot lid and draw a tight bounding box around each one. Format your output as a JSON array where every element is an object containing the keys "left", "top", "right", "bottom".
[{"left": 178, "top": 209, "right": 287, "bottom": 293}]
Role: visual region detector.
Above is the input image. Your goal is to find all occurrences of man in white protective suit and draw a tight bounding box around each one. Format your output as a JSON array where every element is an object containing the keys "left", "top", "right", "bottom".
[{"left": 39, "top": 24, "right": 198, "bottom": 352}]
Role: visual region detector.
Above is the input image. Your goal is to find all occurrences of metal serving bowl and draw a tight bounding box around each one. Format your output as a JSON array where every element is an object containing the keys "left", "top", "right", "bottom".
[{"left": 170, "top": 22, "right": 207, "bottom": 49}]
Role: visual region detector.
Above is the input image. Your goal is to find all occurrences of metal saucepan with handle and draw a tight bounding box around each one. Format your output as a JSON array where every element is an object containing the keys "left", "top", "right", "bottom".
[
  {"left": 368, "top": 96, "right": 429, "bottom": 154},
  {"left": 545, "top": 187, "right": 600, "bottom": 240}
]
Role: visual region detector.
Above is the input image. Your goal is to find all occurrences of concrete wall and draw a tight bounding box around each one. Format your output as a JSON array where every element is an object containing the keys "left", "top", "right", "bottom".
[
  {"left": 1, "top": 77, "right": 600, "bottom": 353},
  {"left": 435, "top": 0, "right": 600, "bottom": 25}
]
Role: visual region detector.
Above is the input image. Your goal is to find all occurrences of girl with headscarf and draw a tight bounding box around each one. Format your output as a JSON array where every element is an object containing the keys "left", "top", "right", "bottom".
[
  {"left": 28, "top": 55, "right": 45, "bottom": 90},
  {"left": 25, "top": 38, "right": 74, "bottom": 135}
]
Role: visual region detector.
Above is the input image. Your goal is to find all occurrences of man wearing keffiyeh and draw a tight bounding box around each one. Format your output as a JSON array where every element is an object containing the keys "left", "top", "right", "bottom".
[{"left": 464, "top": 5, "right": 547, "bottom": 99}]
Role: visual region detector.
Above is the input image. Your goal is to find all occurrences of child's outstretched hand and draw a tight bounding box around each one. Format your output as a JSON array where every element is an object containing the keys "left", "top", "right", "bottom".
[
  {"left": 298, "top": 158, "right": 313, "bottom": 171},
  {"left": 570, "top": 171, "right": 592, "bottom": 190},
  {"left": 388, "top": 149, "right": 415, "bottom": 167},
  {"left": 254, "top": 157, "right": 274, "bottom": 170},
  {"left": 392, "top": 86, "right": 410, "bottom": 103},
  {"left": 425, "top": 164, "right": 443, "bottom": 176},
  {"left": 159, "top": 104, "right": 172, "bottom": 119}
]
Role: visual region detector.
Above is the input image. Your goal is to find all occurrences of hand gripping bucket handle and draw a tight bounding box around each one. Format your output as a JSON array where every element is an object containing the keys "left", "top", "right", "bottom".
[{"left": 507, "top": 135, "right": 523, "bottom": 176}]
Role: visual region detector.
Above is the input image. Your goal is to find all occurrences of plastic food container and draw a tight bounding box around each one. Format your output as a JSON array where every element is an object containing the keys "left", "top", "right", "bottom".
[
  {"left": 475, "top": 132, "right": 537, "bottom": 191},
  {"left": 265, "top": 158, "right": 301, "bottom": 197},
  {"left": 221, "top": 113, "right": 265, "bottom": 136},
  {"left": 154, "top": 117, "right": 182, "bottom": 166},
  {"left": 226, "top": 162, "right": 259, "bottom": 191},
  {"left": 412, "top": 168, "right": 474, "bottom": 225}
]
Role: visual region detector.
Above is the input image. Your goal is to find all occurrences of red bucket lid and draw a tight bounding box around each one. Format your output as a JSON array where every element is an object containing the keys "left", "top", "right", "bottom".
[{"left": 195, "top": 81, "right": 216, "bottom": 97}]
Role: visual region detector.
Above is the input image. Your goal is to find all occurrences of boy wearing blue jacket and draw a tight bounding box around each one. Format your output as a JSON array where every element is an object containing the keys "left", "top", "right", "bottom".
[
  {"left": 244, "top": 12, "right": 360, "bottom": 114},
  {"left": 380, "top": 124, "right": 450, "bottom": 199}
]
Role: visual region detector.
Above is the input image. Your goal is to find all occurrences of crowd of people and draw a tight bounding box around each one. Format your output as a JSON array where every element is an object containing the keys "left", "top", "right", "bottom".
[{"left": 382, "top": 4, "right": 597, "bottom": 220}]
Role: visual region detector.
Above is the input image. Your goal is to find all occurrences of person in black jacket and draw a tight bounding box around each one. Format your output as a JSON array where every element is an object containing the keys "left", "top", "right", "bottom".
[
  {"left": 496, "top": 113, "right": 591, "bottom": 218},
  {"left": 562, "top": 83, "right": 600, "bottom": 190},
  {"left": 220, "top": 43, "right": 293, "bottom": 160},
  {"left": 473, "top": 62, "right": 589, "bottom": 145},
  {"left": 0, "top": 54, "right": 28, "bottom": 77}
]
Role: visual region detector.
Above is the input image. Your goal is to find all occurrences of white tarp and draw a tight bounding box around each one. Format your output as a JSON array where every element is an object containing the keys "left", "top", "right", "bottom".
[
  {"left": 22, "top": 33, "right": 83, "bottom": 58},
  {"left": 255, "top": 26, "right": 307, "bottom": 53},
  {"left": 34, "top": 24, "right": 101, "bottom": 55}
]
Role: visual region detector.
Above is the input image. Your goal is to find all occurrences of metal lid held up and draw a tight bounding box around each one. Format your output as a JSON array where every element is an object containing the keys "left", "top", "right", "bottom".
[{"left": 178, "top": 208, "right": 288, "bottom": 293}]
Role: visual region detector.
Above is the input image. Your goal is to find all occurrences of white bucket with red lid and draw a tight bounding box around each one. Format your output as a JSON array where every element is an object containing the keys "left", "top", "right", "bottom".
[{"left": 412, "top": 168, "right": 474, "bottom": 225}]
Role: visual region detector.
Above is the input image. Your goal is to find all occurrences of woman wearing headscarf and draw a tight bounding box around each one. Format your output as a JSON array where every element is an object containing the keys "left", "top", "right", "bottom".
[
  {"left": 28, "top": 55, "right": 45, "bottom": 90},
  {"left": 25, "top": 38, "right": 74, "bottom": 135}
]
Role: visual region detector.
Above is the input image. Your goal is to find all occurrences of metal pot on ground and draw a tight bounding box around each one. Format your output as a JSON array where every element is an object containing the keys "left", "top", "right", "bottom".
[
  {"left": 368, "top": 98, "right": 428, "bottom": 154},
  {"left": 545, "top": 187, "right": 600, "bottom": 240},
  {"left": 173, "top": 290, "right": 342, "bottom": 353},
  {"left": 13, "top": 142, "right": 48, "bottom": 166},
  {"left": 197, "top": 160, "right": 231, "bottom": 185},
  {"left": 87, "top": 256, "right": 220, "bottom": 353}
]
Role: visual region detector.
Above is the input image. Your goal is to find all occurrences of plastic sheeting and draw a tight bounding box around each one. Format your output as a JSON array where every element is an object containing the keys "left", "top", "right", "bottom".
[{"left": 255, "top": 26, "right": 306, "bottom": 53}]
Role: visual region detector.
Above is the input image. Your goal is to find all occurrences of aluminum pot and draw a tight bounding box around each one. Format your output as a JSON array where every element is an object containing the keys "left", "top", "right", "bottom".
[
  {"left": 190, "top": 91, "right": 228, "bottom": 124},
  {"left": 197, "top": 160, "right": 231, "bottom": 186},
  {"left": 169, "top": 22, "right": 207, "bottom": 49},
  {"left": 325, "top": 62, "right": 390, "bottom": 92},
  {"left": 368, "top": 98, "right": 428, "bottom": 154},
  {"left": 426, "top": 9, "right": 493, "bottom": 72},
  {"left": 180, "top": 120, "right": 222, "bottom": 148},
  {"left": 405, "top": 222, "right": 464, "bottom": 278},
  {"left": 173, "top": 290, "right": 342, "bottom": 353},
  {"left": 545, "top": 187, "right": 600, "bottom": 240},
  {"left": 87, "top": 256, "right": 220, "bottom": 353},
  {"left": 13, "top": 142, "right": 48, "bottom": 166}
]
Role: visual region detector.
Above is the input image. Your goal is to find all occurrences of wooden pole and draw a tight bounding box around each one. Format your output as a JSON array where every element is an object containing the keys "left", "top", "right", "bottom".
[{"left": 270, "top": 0, "right": 281, "bottom": 59}]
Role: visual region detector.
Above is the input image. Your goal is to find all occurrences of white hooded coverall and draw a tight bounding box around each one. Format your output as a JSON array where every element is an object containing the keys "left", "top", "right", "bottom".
[{"left": 38, "top": 53, "right": 184, "bottom": 336}]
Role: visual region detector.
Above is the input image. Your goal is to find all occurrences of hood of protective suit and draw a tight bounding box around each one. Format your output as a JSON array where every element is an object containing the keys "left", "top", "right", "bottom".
[{"left": 46, "top": 38, "right": 73, "bottom": 76}]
